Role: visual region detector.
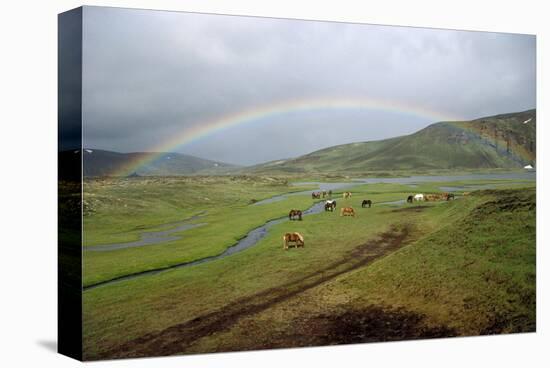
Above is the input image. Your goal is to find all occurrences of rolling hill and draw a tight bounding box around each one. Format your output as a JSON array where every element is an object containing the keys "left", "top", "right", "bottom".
[
  {"left": 248, "top": 109, "right": 536, "bottom": 173},
  {"left": 79, "top": 149, "right": 239, "bottom": 177},
  {"left": 72, "top": 109, "right": 536, "bottom": 177}
]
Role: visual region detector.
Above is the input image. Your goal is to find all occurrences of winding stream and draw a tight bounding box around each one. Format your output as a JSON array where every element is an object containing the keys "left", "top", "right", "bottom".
[
  {"left": 86, "top": 215, "right": 207, "bottom": 252},
  {"left": 84, "top": 200, "right": 330, "bottom": 290},
  {"left": 84, "top": 172, "right": 534, "bottom": 290}
]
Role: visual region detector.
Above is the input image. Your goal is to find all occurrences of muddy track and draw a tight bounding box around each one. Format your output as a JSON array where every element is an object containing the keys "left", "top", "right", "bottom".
[
  {"left": 239, "top": 305, "right": 458, "bottom": 351},
  {"left": 97, "top": 224, "right": 414, "bottom": 360}
]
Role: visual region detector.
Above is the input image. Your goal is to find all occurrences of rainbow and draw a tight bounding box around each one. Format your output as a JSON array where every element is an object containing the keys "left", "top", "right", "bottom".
[
  {"left": 111, "top": 97, "right": 464, "bottom": 176},
  {"left": 449, "top": 120, "right": 535, "bottom": 164}
]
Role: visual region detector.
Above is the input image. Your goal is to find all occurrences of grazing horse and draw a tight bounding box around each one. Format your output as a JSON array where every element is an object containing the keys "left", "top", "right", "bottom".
[
  {"left": 340, "top": 207, "right": 356, "bottom": 217},
  {"left": 424, "top": 194, "right": 437, "bottom": 201},
  {"left": 283, "top": 232, "right": 304, "bottom": 250},
  {"left": 413, "top": 194, "right": 424, "bottom": 201},
  {"left": 288, "top": 209, "right": 303, "bottom": 221},
  {"left": 361, "top": 199, "right": 372, "bottom": 208},
  {"left": 407, "top": 195, "right": 414, "bottom": 203},
  {"left": 446, "top": 193, "right": 455, "bottom": 201},
  {"left": 343, "top": 191, "right": 352, "bottom": 199},
  {"left": 312, "top": 192, "right": 321, "bottom": 199},
  {"left": 425, "top": 193, "right": 447, "bottom": 201},
  {"left": 324, "top": 200, "right": 336, "bottom": 212}
]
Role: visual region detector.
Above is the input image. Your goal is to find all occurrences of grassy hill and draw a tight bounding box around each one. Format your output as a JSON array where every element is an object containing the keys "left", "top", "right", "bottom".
[
  {"left": 80, "top": 149, "right": 239, "bottom": 177},
  {"left": 248, "top": 109, "right": 536, "bottom": 174}
]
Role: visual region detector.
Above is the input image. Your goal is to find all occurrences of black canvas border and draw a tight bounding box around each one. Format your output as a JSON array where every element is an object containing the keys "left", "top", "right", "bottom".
[{"left": 58, "top": 6, "right": 83, "bottom": 361}]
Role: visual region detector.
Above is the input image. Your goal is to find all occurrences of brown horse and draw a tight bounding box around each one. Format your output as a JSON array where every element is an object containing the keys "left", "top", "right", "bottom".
[
  {"left": 288, "top": 209, "right": 303, "bottom": 221},
  {"left": 424, "top": 194, "right": 435, "bottom": 201},
  {"left": 343, "top": 191, "right": 352, "bottom": 199},
  {"left": 361, "top": 199, "right": 372, "bottom": 208},
  {"left": 425, "top": 193, "right": 446, "bottom": 201},
  {"left": 407, "top": 195, "right": 414, "bottom": 203},
  {"left": 446, "top": 193, "right": 455, "bottom": 201},
  {"left": 322, "top": 190, "right": 327, "bottom": 198},
  {"left": 283, "top": 232, "right": 304, "bottom": 250},
  {"left": 340, "top": 207, "right": 356, "bottom": 217},
  {"left": 328, "top": 190, "right": 333, "bottom": 197},
  {"left": 312, "top": 192, "right": 321, "bottom": 199}
]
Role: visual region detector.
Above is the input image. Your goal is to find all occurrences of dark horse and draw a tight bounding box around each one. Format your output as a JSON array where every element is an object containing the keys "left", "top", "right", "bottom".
[
  {"left": 312, "top": 192, "right": 321, "bottom": 199},
  {"left": 446, "top": 193, "right": 455, "bottom": 201},
  {"left": 288, "top": 209, "right": 303, "bottom": 221},
  {"left": 407, "top": 195, "right": 414, "bottom": 203},
  {"left": 361, "top": 199, "right": 372, "bottom": 208},
  {"left": 324, "top": 200, "right": 337, "bottom": 212},
  {"left": 328, "top": 190, "right": 333, "bottom": 197}
]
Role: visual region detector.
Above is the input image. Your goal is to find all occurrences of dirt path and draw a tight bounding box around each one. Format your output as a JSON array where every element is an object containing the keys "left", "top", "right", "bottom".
[{"left": 97, "top": 224, "right": 415, "bottom": 360}]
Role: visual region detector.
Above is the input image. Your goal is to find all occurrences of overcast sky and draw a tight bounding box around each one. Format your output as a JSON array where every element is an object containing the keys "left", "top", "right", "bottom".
[{"left": 82, "top": 6, "right": 535, "bottom": 165}]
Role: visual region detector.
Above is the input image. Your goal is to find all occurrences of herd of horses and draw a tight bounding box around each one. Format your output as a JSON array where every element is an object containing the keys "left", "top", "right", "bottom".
[
  {"left": 406, "top": 192, "right": 455, "bottom": 203},
  {"left": 283, "top": 190, "right": 456, "bottom": 250},
  {"left": 311, "top": 190, "right": 332, "bottom": 199}
]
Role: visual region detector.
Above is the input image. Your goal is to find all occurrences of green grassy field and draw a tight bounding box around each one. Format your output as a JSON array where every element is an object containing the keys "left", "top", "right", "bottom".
[
  {"left": 81, "top": 175, "right": 535, "bottom": 360},
  {"left": 83, "top": 176, "right": 317, "bottom": 286}
]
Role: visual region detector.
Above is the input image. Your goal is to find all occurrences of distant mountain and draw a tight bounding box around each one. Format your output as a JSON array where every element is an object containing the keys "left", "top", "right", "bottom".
[
  {"left": 79, "top": 149, "right": 239, "bottom": 177},
  {"left": 247, "top": 109, "right": 536, "bottom": 173},
  {"left": 66, "top": 109, "right": 535, "bottom": 177}
]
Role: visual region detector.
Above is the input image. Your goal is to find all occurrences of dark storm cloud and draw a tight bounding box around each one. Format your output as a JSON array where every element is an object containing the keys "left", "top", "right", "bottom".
[{"left": 82, "top": 6, "right": 535, "bottom": 165}]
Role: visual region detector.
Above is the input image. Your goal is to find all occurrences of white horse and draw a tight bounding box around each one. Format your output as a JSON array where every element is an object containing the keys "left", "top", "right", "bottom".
[{"left": 413, "top": 194, "right": 424, "bottom": 201}]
